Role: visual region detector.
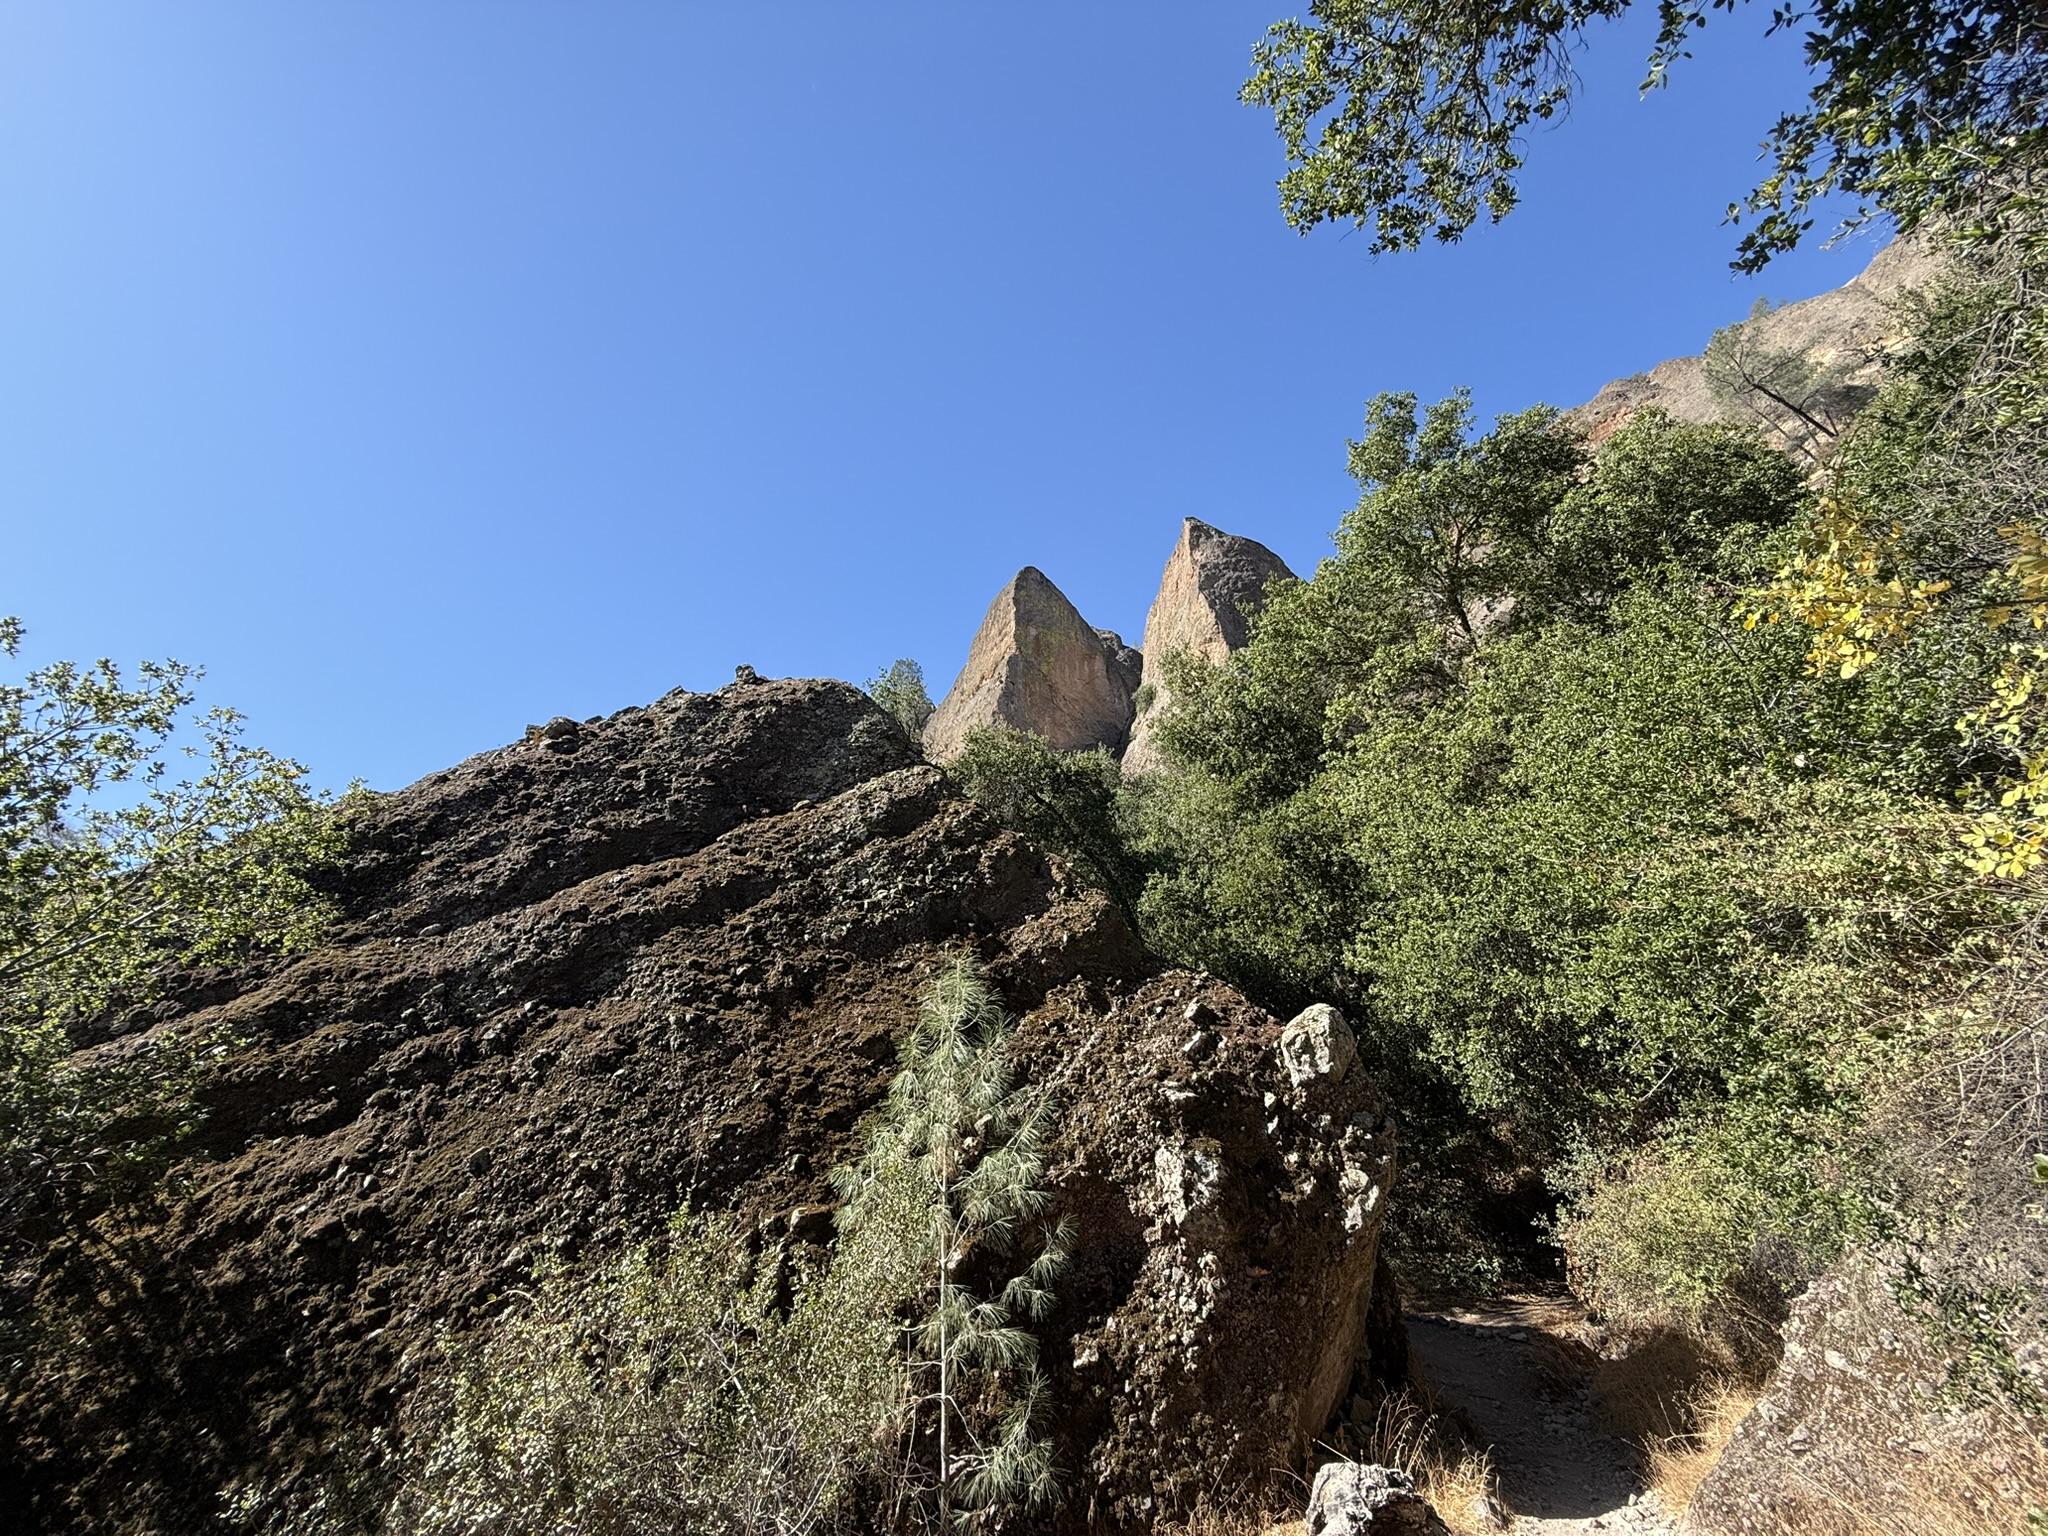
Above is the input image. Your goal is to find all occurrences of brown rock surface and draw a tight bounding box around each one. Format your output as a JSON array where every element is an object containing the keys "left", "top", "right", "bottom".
[
  {"left": 922, "top": 566, "right": 1139, "bottom": 760},
  {"left": 1566, "top": 237, "right": 1942, "bottom": 451},
  {"left": 2, "top": 674, "right": 1393, "bottom": 1535},
  {"left": 1684, "top": 1249, "right": 2046, "bottom": 1535},
  {"left": 1124, "top": 519, "right": 1298, "bottom": 775}
]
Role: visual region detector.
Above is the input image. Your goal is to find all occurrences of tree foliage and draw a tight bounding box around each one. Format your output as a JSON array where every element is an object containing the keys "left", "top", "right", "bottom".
[
  {"left": 0, "top": 619, "right": 352, "bottom": 1265},
  {"left": 1703, "top": 298, "right": 1878, "bottom": 461},
  {"left": 866, "top": 659, "right": 936, "bottom": 744},
  {"left": 1120, "top": 384, "right": 2019, "bottom": 1314},
  {"left": 946, "top": 727, "right": 1147, "bottom": 930},
  {"left": 1241, "top": 0, "right": 2048, "bottom": 268},
  {"left": 833, "top": 959, "right": 1069, "bottom": 1527}
]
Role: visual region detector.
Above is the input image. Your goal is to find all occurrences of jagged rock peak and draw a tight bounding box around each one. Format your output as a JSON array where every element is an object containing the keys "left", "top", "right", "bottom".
[
  {"left": 1123, "top": 519, "right": 1298, "bottom": 775},
  {"left": 922, "top": 565, "right": 1139, "bottom": 762}
]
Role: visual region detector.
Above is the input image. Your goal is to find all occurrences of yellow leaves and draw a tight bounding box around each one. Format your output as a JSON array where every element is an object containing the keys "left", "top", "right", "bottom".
[
  {"left": 1958, "top": 644, "right": 2048, "bottom": 876},
  {"left": 1993, "top": 522, "right": 2048, "bottom": 629},
  {"left": 1739, "top": 497, "right": 1949, "bottom": 679},
  {"left": 1746, "top": 505, "right": 2048, "bottom": 877}
]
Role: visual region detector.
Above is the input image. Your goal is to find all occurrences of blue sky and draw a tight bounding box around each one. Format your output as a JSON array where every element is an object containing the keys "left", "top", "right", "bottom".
[{"left": 4, "top": 2, "right": 1875, "bottom": 792}]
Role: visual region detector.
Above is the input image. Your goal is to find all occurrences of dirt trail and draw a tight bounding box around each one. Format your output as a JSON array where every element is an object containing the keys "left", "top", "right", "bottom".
[{"left": 1408, "top": 1302, "right": 1678, "bottom": 1536}]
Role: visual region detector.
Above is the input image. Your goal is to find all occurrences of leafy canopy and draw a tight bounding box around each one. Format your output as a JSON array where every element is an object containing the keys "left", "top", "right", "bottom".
[
  {"left": 0, "top": 619, "right": 351, "bottom": 1248},
  {"left": 1241, "top": 0, "right": 2048, "bottom": 268}
]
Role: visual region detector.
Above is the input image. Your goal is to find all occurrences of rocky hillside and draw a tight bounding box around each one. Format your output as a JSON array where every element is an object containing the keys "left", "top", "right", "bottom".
[
  {"left": 2, "top": 674, "right": 1401, "bottom": 1535},
  {"left": 1566, "top": 236, "right": 1938, "bottom": 452}
]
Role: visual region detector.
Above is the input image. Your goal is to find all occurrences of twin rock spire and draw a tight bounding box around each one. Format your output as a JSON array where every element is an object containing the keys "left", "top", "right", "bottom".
[{"left": 921, "top": 518, "right": 1296, "bottom": 772}]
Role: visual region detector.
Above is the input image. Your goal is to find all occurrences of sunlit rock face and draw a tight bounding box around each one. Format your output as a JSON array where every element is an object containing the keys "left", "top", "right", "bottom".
[
  {"left": 3, "top": 673, "right": 1399, "bottom": 1536},
  {"left": 1123, "top": 518, "right": 1298, "bottom": 776},
  {"left": 922, "top": 565, "right": 1140, "bottom": 761},
  {"left": 1565, "top": 235, "right": 1943, "bottom": 453}
]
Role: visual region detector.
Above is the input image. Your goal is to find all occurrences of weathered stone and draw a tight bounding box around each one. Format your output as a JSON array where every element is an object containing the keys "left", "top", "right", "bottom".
[
  {"left": 7, "top": 676, "right": 1398, "bottom": 1536},
  {"left": 1306, "top": 1462, "right": 1451, "bottom": 1534},
  {"left": 1124, "top": 519, "right": 1298, "bottom": 775},
  {"left": 1567, "top": 236, "right": 1942, "bottom": 452},
  {"left": 1281, "top": 1003, "right": 1357, "bottom": 1088},
  {"left": 1097, "top": 628, "right": 1144, "bottom": 699},
  {"left": 1684, "top": 1247, "right": 2046, "bottom": 1535},
  {"left": 922, "top": 566, "right": 1138, "bottom": 761}
]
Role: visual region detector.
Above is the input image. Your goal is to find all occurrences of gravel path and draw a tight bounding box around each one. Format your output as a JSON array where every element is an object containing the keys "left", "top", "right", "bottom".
[{"left": 1408, "top": 1305, "right": 1679, "bottom": 1536}]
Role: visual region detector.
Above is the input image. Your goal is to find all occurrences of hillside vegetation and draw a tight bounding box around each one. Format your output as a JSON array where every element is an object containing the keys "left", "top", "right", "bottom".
[{"left": 961, "top": 217, "right": 2048, "bottom": 1399}]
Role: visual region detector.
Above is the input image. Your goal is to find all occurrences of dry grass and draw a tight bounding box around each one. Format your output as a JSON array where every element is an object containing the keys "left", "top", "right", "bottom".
[
  {"left": 1161, "top": 1509, "right": 1301, "bottom": 1536},
  {"left": 1762, "top": 1410, "right": 2048, "bottom": 1536},
  {"left": 1592, "top": 1331, "right": 2047, "bottom": 1535},
  {"left": 1349, "top": 1390, "right": 1504, "bottom": 1536},
  {"left": 1640, "top": 1376, "right": 1758, "bottom": 1512}
]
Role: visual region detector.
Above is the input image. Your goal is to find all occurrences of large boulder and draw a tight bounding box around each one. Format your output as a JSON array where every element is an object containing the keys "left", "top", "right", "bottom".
[
  {"left": 1123, "top": 519, "right": 1298, "bottom": 775},
  {"left": 2, "top": 674, "right": 1394, "bottom": 1535},
  {"left": 922, "top": 566, "right": 1140, "bottom": 761},
  {"left": 1684, "top": 1248, "right": 2046, "bottom": 1535}
]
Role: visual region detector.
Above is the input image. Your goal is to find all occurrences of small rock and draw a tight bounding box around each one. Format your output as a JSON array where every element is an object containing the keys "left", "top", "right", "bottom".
[
  {"left": 1182, "top": 1030, "right": 1215, "bottom": 1059},
  {"left": 1279, "top": 1003, "right": 1357, "bottom": 1087},
  {"left": 1306, "top": 1462, "right": 1450, "bottom": 1535},
  {"left": 416, "top": 923, "right": 445, "bottom": 938}
]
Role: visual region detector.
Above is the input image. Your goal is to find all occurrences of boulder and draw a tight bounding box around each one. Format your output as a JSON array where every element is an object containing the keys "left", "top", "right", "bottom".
[
  {"left": 1684, "top": 1247, "right": 2046, "bottom": 1535},
  {"left": 1306, "top": 1463, "right": 1450, "bottom": 1535},
  {"left": 1281, "top": 1003, "right": 1357, "bottom": 1088},
  {"left": 922, "top": 566, "right": 1139, "bottom": 761},
  {"left": 1124, "top": 519, "right": 1298, "bottom": 775},
  {"left": 5, "top": 675, "right": 1396, "bottom": 1536}
]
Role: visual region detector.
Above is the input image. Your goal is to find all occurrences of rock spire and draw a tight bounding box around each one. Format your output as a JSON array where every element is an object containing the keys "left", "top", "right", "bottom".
[
  {"left": 1123, "top": 519, "right": 1297, "bottom": 775},
  {"left": 921, "top": 566, "right": 1139, "bottom": 761}
]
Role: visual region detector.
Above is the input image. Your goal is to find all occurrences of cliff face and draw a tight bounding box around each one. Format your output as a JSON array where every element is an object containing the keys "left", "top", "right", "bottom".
[
  {"left": 1124, "top": 519, "right": 1298, "bottom": 776},
  {"left": 1566, "top": 237, "right": 1940, "bottom": 452},
  {"left": 922, "top": 566, "right": 1142, "bottom": 761},
  {"left": 3, "top": 675, "right": 1394, "bottom": 1534}
]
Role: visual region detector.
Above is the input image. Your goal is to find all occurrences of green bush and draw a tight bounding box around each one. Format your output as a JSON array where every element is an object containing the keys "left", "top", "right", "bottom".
[
  {"left": 384, "top": 1211, "right": 902, "bottom": 1536},
  {"left": 864, "top": 658, "right": 936, "bottom": 743},
  {"left": 1117, "top": 388, "right": 2023, "bottom": 1309},
  {"left": 948, "top": 726, "right": 1148, "bottom": 932},
  {"left": 383, "top": 961, "right": 1065, "bottom": 1536}
]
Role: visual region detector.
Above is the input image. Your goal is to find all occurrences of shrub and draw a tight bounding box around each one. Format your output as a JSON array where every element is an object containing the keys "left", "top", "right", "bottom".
[
  {"left": 833, "top": 958, "right": 1069, "bottom": 1525},
  {"left": 385, "top": 1210, "right": 902, "bottom": 1536},
  {"left": 865, "top": 659, "right": 935, "bottom": 743},
  {"left": 384, "top": 961, "right": 1066, "bottom": 1536}
]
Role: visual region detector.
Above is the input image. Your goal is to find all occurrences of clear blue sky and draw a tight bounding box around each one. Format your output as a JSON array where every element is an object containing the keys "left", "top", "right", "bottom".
[{"left": 4, "top": 2, "right": 1874, "bottom": 793}]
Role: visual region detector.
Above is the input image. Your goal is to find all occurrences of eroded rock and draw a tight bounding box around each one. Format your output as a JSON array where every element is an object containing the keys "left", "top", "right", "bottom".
[
  {"left": 1685, "top": 1248, "right": 2046, "bottom": 1535},
  {"left": 1307, "top": 1462, "right": 1450, "bottom": 1534},
  {"left": 1567, "top": 237, "right": 1942, "bottom": 453},
  {"left": 1124, "top": 519, "right": 1298, "bottom": 775},
  {"left": 1281, "top": 1003, "right": 1357, "bottom": 1088},
  {"left": 923, "top": 566, "right": 1139, "bottom": 761},
  {"left": 6, "top": 676, "right": 1395, "bottom": 1536}
]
